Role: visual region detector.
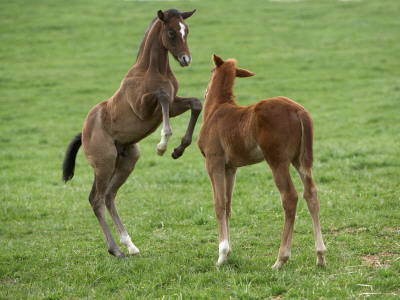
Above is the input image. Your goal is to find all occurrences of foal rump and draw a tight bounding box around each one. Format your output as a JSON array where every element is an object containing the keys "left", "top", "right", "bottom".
[{"left": 254, "top": 97, "right": 314, "bottom": 176}]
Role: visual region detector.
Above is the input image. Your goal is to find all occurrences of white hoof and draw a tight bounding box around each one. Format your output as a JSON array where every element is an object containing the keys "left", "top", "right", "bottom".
[
  {"left": 121, "top": 235, "right": 140, "bottom": 256},
  {"left": 217, "top": 255, "right": 227, "bottom": 266},
  {"left": 128, "top": 245, "right": 140, "bottom": 256},
  {"left": 217, "top": 240, "right": 230, "bottom": 266},
  {"left": 156, "top": 144, "right": 167, "bottom": 156}
]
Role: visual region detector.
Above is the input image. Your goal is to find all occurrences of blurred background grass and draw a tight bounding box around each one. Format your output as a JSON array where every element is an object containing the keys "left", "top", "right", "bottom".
[{"left": 1, "top": 0, "right": 399, "bottom": 298}]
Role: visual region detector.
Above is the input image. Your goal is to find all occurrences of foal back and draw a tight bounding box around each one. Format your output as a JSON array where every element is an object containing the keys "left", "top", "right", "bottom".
[{"left": 199, "top": 96, "right": 308, "bottom": 170}]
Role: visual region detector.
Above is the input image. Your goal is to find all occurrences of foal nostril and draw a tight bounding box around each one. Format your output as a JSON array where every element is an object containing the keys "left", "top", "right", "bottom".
[{"left": 179, "top": 54, "right": 191, "bottom": 66}]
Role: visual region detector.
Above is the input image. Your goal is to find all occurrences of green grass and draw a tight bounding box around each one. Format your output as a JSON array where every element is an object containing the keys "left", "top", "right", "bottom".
[{"left": 1, "top": 0, "right": 399, "bottom": 298}]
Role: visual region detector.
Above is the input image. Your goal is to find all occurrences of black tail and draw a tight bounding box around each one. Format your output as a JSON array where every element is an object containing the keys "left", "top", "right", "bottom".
[{"left": 62, "top": 133, "right": 82, "bottom": 182}]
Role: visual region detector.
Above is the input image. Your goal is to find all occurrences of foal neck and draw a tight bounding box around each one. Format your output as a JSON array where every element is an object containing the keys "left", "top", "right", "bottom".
[
  {"left": 203, "top": 69, "right": 237, "bottom": 121},
  {"left": 135, "top": 20, "right": 170, "bottom": 74}
]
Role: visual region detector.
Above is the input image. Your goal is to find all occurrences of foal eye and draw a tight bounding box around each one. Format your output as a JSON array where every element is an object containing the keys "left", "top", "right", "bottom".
[{"left": 168, "top": 29, "right": 176, "bottom": 38}]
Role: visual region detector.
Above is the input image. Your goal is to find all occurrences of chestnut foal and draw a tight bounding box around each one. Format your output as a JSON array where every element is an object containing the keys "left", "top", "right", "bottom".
[
  {"left": 197, "top": 55, "right": 327, "bottom": 269},
  {"left": 62, "top": 9, "right": 202, "bottom": 258}
]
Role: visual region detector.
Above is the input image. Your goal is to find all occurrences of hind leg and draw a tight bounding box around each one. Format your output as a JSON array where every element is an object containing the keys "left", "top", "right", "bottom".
[
  {"left": 84, "top": 132, "right": 126, "bottom": 257},
  {"left": 295, "top": 166, "right": 327, "bottom": 267},
  {"left": 270, "top": 163, "right": 299, "bottom": 269},
  {"left": 90, "top": 164, "right": 127, "bottom": 257},
  {"left": 105, "top": 144, "right": 141, "bottom": 255}
]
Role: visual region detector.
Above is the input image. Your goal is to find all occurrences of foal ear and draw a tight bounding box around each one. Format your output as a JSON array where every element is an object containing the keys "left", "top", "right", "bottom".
[
  {"left": 236, "top": 68, "right": 255, "bottom": 78},
  {"left": 157, "top": 10, "right": 166, "bottom": 21},
  {"left": 181, "top": 9, "right": 196, "bottom": 20},
  {"left": 213, "top": 54, "right": 224, "bottom": 68}
]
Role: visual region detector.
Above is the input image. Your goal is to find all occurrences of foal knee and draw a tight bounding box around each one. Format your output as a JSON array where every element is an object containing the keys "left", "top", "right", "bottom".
[
  {"left": 191, "top": 98, "right": 202, "bottom": 115},
  {"left": 214, "top": 202, "right": 227, "bottom": 219},
  {"left": 156, "top": 88, "right": 170, "bottom": 103}
]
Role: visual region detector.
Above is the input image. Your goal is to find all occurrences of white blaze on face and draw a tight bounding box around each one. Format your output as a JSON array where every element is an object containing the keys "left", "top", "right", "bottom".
[{"left": 179, "top": 22, "right": 186, "bottom": 43}]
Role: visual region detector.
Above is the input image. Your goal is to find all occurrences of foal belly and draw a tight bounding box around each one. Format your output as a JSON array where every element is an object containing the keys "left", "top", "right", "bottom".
[
  {"left": 112, "top": 114, "right": 162, "bottom": 145},
  {"left": 227, "top": 144, "right": 265, "bottom": 167}
]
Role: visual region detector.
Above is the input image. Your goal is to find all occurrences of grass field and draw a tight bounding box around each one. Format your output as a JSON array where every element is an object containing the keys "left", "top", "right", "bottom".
[{"left": 1, "top": 0, "right": 399, "bottom": 298}]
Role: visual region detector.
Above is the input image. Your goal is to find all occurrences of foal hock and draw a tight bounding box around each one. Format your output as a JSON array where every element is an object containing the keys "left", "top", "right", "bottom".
[
  {"left": 62, "top": 9, "right": 201, "bottom": 258},
  {"left": 197, "top": 55, "right": 327, "bottom": 269}
]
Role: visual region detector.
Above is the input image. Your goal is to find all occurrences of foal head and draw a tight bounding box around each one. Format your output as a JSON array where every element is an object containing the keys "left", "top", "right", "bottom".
[
  {"left": 205, "top": 55, "right": 255, "bottom": 99},
  {"left": 157, "top": 9, "right": 196, "bottom": 67},
  {"left": 211, "top": 54, "right": 255, "bottom": 78}
]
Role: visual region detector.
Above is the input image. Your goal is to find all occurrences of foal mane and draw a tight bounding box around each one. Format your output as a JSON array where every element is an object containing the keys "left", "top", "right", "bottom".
[
  {"left": 136, "top": 17, "right": 157, "bottom": 62},
  {"left": 215, "top": 59, "right": 238, "bottom": 104},
  {"left": 136, "top": 9, "right": 183, "bottom": 62}
]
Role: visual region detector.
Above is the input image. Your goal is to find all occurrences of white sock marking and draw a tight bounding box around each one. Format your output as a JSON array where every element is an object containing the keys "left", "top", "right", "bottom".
[
  {"left": 218, "top": 240, "right": 230, "bottom": 266},
  {"left": 120, "top": 234, "right": 139, "bottom": 255},
  {"left": 156, "top": 128, "right": 172, "bottom": 155},
  {"left": 158, "top": 128, "right": 171, "bottom": 149},
  {"left": 179, "top": 22, "right": 186, "bottom": 43}
]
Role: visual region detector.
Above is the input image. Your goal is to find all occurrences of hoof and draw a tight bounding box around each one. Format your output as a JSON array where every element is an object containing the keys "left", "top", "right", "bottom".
[
  {"left": 217, "top": 240, "right": 230, "bottom": 266},
  {"left": 171, "top": 151, "right": 180, "bottom": 159},
  {"left": 316, "top": 257, "right": 327, "bottom": 269},
  {"left": 156, "top": 147, "right": 166, "bottom": 156},
  {"left": 271, "top": 261, "right": 284, "bottom": 270},
  {"left": 108, "top": 248, "right": 128, "bottom": 259},
  {"left": 129, "top": 248, "right": 140, "bottom": 256},
  {"left": 217, "top": 256, "right": 227, "bottom": 266},
  {"left": 271, "top": 256, "right": 289, "bottom": 270},
  {"left": 316, "top": 249, "right": 327, "bottom": 268}
]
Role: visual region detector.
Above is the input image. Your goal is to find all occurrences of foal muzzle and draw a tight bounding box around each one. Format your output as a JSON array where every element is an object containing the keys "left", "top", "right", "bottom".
[{"left": 178, "top": 54, "right": 191, "bottom": 67}]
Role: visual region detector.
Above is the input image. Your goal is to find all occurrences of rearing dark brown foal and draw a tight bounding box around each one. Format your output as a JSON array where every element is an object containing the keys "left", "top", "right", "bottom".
[
  {"left": 62, "top": 9, "right": 201, "bottom": 258},
  {"left": 197, "top": 55, "right": 327, "bottom": 269}
]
